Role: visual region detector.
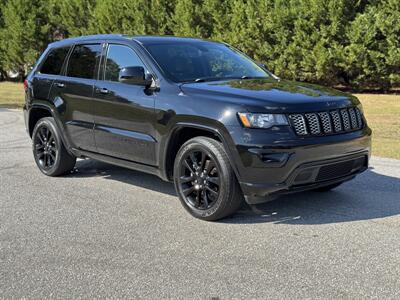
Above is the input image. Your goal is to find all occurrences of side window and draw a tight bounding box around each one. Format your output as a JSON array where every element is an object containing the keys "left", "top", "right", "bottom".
[
  {"left": 105, "top": 44, "right": 145, "bottom": 82},
  {"left": 66, "top": 44, "right": 101, "bottom": 79},
  {"left": 40, "top": 47, "right": 70, "bottom": 75}
]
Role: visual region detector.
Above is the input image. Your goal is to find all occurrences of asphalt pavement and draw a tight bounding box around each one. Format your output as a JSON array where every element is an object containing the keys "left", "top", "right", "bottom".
[{"left": 1, "top": 108, "right": 400, "bottom": 299}]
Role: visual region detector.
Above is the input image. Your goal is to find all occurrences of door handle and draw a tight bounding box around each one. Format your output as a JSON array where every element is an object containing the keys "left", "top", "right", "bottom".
[
  {"left": 97, "top": 88, "right": 109, "bottom": 94},
  {"left": 55, "top": 82, "right": 65, "bottom": 88}
]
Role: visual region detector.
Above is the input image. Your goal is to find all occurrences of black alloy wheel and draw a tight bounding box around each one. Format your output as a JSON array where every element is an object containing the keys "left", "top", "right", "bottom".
[
  {"left": 174, "top": 136, "right": 243, "bottom": 221},
  {"left": 178, "top": 149, "right": 221, "bottom": 210},
  {"left": 32, "top": 117, "right": 76, "bottom": 176},
  {"left": 34, "top": 125, "right": 58, "bottom": 170}
]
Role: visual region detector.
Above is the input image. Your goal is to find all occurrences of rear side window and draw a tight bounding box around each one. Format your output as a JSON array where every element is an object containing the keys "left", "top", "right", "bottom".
[
  {"left": 40, "top": 47, "right": 70, "bottom": 75},
  {"left": 66, "top": 44, "right": 101, "bottom": 79},
  {"left": 105, "top": 44, "right": 145, "bottom": 81}
]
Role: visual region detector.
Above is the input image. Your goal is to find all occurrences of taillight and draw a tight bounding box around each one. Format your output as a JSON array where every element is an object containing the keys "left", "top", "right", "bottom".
[{"left": 23, "top": 79, "right": 28, "bottom": 91}]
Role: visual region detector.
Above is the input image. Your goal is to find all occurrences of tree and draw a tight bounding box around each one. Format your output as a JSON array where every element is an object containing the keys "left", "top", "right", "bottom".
[
  {"left": 1, "top": 0, "right": 45, "bottom": 78},
  {"left": 0, "top": 0, "right": 8, "bottom": 79},
  {"left": 52, "top": 0, "right": 95, "bottom": 37},
  {"left": 169, "top": 0, "right": 212, "bottom": 37},
  {"left": 344, "top": 0, "right": 400, "bottom": 89}
]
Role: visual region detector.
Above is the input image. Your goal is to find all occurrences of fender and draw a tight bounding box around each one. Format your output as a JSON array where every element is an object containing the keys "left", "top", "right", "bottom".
[
  {"left": 160, "top": 121, "right": 242, "bottom": 182},
  {"left": 29, "top": 101, "right": 76, "bottom": 156}
]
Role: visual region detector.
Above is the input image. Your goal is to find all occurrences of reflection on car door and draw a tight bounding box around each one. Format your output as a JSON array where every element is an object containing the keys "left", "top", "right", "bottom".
[
  {"left": 92, "top": 43, "right": 157, "bottom": 165},
  {"left": 33, "top": 46, "right": 70, "bottom": 102}
]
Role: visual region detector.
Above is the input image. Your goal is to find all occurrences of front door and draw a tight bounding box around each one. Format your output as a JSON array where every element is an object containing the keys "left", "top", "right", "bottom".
[{"left": 92, "top": 43, "right": 157, "bottom": 165}]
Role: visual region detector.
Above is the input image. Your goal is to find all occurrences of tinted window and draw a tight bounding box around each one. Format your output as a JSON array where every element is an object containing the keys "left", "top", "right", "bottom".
[
  {"left": 105, "top": 44, "right": 145, "bottom": 81},
  {"left": 67, "top": 44, "right": 101, "bottom": 79},
  {"left": 145, "top": 42, "right": 269, "bottom": 82},
  {"left": 40, "top": 47, "right": 70, "bottom": 75}
]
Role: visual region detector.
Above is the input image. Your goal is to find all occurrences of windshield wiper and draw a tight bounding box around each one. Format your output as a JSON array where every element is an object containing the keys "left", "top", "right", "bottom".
[{"left": 182, "top": 76, "right": 267, "bottom": 84}]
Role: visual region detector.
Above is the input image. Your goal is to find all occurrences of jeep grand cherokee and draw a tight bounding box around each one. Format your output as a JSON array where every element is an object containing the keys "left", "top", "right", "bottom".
[{"left": 23, "top": 35, "right": 371, "bottom": 220}]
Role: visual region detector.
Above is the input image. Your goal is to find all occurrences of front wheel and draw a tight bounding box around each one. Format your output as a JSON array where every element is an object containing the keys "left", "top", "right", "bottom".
[
  {"left": 173, "top": 137, "right": 243, "bottom": 221},
  {"left": 32, "top": 117, "right": 76, "bottom": 176}
]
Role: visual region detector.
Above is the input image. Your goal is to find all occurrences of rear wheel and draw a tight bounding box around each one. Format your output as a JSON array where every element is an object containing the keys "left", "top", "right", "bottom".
[
  {"left": 173, "top": 137, "right": 243, "bottom": 221},
  {"left": 32, "top": 117, "right": 76, "bottom": 176}
]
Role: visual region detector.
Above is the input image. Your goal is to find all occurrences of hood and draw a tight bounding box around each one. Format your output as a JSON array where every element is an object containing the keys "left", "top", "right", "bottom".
[{"left": 180, "top": 78, "right": 359, "bottom": 113}]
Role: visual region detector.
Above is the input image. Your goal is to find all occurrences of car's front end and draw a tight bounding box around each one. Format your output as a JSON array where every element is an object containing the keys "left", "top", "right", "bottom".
[
  {"left": 222, "top": 82, "right": 371, "bottom": 204},
  {"left": 229, "top": 118, "right": 371, "bottom": 204}
]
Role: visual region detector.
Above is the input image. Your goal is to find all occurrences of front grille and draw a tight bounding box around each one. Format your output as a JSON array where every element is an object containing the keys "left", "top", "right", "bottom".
[
  {"left": 316, "top": 156, "right": 366, "bottom": 182},
  {"left": 289, "top": 107, "right": 363, "bottom": 136}
]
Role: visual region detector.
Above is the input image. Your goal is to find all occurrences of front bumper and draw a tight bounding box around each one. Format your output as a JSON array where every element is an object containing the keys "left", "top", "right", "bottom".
[{"left": 225, "top": 125, "right": 372, "bottom": 204}]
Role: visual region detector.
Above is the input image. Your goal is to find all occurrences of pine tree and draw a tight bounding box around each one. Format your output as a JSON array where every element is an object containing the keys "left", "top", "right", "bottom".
[
  {"left": 54, "top": 0, "right": 95, "bottom": 37},
  {"left": 169, "top": 0, "right": 212, "bottom": 37},
  {"left": 344, "top": 0, "right": 400, "bottom": 89},
  {"left": 0, "top": 0, "right": 7, "bottom": 79},
  {"left": 1, "top": 0, "right": 45, "bottom": 78}
]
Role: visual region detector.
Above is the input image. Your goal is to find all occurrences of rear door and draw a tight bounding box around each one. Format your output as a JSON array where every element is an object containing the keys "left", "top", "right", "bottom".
[
  {"left": 32, "top": 46, "right": 70, "bottom": 101},
  {"left": 92, "top": 42, "right": 157, "bottom": 165},
  {"left": 51, "top": 43, "right": 102, "bottom": 152}
]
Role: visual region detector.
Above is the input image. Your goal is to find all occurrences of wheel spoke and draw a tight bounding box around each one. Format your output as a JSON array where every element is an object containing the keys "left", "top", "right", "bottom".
[
  {"left": 189, "top": 153, "right": 199, "bottom": 169},
  {"left": 35, "top": 143, "right": 44, "bottom": 150},
  {"left": 199, "top": 152, "right": 206, "bottom": 170},
  {"left": 206, "top": 186, "right": 218, "bottom": 196},
  {"left": 202, "top": 191, "right": 209, "bottom": 208},
  {"left": 49, "top": 153, "right": 56, "bottom": 161},
  {"left": 183, "top": 186, "right": 195, "bottom": 197},
  {"left": 204, "top": 159, "right": 210, "bottom": 173},
  {"left": 40, "top": 127, "right": 47, "bottom": 141},
  {"left": 180, "top": 175, "right": 195, "bottom": 184},
  {"left": 184, "top": 159, "right": 196, "bottom": 174},
  {"left": 37, "top": 132, "right": 44, "bottom": 144},
  {"left": 195, "top": 190, "right": 201, "bottom": 206},
  {"left": 207, "top": 176, "right": 220, "bottom": 186},
  {"left": 37, "top": 152, "right": 45, "bottom": 159},
  {"left": 45, "top": 128, "right": 51, "bottom": 140}
]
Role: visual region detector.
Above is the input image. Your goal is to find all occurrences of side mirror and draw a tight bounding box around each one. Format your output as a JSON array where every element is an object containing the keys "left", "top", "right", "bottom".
[{"left": 119, "top": 66, "right": 153, "bottom": 87}]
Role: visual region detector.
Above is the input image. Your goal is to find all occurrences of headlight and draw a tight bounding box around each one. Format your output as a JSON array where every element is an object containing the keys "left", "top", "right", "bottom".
[{"left": 238, "top": 113, "right": 289, "bottom": 128}]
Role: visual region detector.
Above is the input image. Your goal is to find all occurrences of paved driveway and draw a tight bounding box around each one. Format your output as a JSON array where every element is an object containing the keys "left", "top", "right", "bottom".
[{"left": 1, "top": 108, "right": 400, "bottom": 299}]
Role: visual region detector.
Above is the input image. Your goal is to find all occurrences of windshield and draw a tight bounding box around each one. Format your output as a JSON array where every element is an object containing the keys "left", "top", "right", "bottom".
[{"left": 144, "top": 41, "right": 269, "bottom": 83}]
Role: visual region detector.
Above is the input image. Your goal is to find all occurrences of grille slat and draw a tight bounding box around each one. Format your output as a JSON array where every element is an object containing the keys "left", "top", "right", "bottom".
[
  {"left": 288, "top": 114, "right": 308, "bottom": 135},
  {"left": 348, "top": 108, "right": 358, "bottom": 129},
  {"left": 318, "top": 112, "right": 333, "bottom": 133},
  {"left": 304, "top": 113, "right": 321, "bottom": 135},
  {"left": 341, "top": 109, "right": 351, "bottom": 130},
  {"left": 289, "top": 107, "right": 363, "bottom": 136}
]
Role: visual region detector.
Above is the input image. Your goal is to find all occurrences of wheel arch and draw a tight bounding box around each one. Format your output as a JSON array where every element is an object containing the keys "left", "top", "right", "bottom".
[
  {"left": 28, "top": 102, "right": 74, "bottom": 155},
  {"left": 162, "top": 122, "right": 240, "bottom": 181},
  {"left": 28, "top": 105, "right": 54, "bottom": 137}
]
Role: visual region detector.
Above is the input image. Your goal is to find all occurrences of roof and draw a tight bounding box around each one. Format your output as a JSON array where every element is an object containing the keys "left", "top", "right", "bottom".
[{"left": 48, "top": 34, "right": 212, "bottom": 48}]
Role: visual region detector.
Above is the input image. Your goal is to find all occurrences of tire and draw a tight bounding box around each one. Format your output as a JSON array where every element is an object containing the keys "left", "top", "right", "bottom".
[
  {"left": 313, "top": 182, "right": 342, "bottom": 192},
  {"left": 173, "top": 136, "right": 243, "bottom": 221},
  {"left": 32, "top": 117, "right": 76, "bottom": 176}
]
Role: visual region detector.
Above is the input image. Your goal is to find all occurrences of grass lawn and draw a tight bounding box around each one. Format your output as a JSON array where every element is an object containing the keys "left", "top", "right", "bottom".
[
  {"left": 0, "top": 81, "right": 399, "bottom": 159},
  {"left": 0, "top": 81, "right": 25, "bottom": 108},
  {"left": 354, "top": 94, "right": 400, "bottom": 160}
]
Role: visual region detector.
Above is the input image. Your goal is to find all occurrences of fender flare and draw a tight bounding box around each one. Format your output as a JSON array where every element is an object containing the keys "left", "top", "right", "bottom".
[
  {"left": 161, "top": 122, "right": 241, "bottom": 181},
  {"left": 29, "top": 102, "right": 75, "bottom": 155}
]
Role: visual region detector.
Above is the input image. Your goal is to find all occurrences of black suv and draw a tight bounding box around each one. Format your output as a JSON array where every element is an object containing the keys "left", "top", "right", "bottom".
[{"left": 24, "top": 35, "right": 371, "bottom": 220}]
